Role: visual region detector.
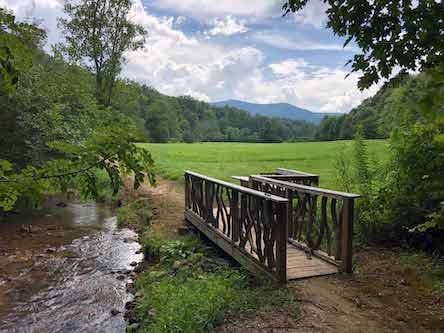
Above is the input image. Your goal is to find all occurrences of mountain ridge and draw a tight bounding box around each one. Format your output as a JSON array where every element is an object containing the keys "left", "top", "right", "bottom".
[{"left": 211, "top": 99, "right": 344, "bottom": 124}]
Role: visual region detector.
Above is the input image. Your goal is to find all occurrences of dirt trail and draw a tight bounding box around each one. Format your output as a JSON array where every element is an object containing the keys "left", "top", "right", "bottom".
[{"left": 136, "top": 179, "right": 444, "bottom": 333}]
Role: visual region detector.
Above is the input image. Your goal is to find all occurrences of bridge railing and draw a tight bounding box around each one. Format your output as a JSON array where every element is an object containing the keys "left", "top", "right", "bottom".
[
  {"left": 184, "top": 171, "right": 289, "bottom": 282},
  {"left": 250, "top": 175, "right": 360, "bottom": 273}
]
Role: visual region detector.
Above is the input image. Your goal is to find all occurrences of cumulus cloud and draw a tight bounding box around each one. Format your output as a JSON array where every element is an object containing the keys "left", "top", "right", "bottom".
[
  {"left": 206, "top": 16, "right": 248, "bottom": 36},
  {"left": 1, "top": 0, "right": 376, "bottom": 113},
  {"left": 291, "top": 0, "right": 328, "bottom": 28},
  {"left": 238, "top": 60, "right": 379, "bottom": 113},
  {"left": 254, "top": 31, "right": 355, "bottom": 51},
  {"left": 152, "top": 0, "right": 281, "bottom": 17},
  {"left": 0, "top": 0, "right": 64, "bottom": 48},
  {"left": 269, "top": 59, "right": 309, "bottom": 78},
  {"left": 175, "top": 16, "right": 186, "bottom": 25}
]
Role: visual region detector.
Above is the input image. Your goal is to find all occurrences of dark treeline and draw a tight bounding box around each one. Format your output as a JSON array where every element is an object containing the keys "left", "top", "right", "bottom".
[{"left": 113, "top": 82, "right": 317, "bottom": 143}]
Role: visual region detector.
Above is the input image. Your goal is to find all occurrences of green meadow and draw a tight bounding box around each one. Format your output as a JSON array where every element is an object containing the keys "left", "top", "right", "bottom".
[{"left": 140, "top": 140, "right": 389, "bottom": 189}]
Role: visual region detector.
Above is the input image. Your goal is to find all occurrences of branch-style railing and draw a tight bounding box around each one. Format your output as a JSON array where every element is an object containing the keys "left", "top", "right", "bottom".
[
  {"left": 184, "top": 171, "right": 289, "bottom": 282},
  {"left": 250, "top": 175, "right": 359, "bottom": 273},
  {"left": 233, "top": 168, "right": 319, "bottom": 188}
]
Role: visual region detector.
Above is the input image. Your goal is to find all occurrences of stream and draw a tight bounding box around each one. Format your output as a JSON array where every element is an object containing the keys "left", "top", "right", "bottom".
[{"left": 0, "top": 200, "right": 143, "bottom": 333}]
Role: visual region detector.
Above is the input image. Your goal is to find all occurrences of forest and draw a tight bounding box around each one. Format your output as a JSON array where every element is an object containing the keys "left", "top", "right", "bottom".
[{"left": 1, "top": 0, "right": 444, "bottom": 332}]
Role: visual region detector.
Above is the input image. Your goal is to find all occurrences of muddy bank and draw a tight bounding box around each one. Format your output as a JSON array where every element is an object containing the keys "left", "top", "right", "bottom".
[{"left": 0, "top": 200, "right": 143, "bottom": 333}]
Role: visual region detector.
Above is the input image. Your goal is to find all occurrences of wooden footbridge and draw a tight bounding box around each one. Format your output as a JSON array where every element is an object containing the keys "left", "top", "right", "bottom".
[{"left": 184, "top": 168, "right": 359, "bottom": 283}]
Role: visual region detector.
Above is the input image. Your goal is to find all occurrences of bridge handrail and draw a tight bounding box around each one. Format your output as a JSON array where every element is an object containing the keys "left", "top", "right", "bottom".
[
  {"left": 185, "top": 171, "right": 288, "bottom": 202},
  {"left": 250, "top": 175, "right": 360, "bottom": 199},
  {"left": 250, "top": 174, "right": 359, "bottom": 273},
  {"left": 184, "top": 171, "right": 288, "bottom": 282}
]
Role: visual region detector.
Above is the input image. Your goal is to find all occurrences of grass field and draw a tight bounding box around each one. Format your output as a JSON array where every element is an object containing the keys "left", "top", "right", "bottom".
[{"left": 140, "top": 140, "right": 389, "bottom": 189}]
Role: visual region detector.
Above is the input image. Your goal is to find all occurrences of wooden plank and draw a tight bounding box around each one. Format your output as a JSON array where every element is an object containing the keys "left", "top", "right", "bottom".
[
  {"left": 275, "top": 167, "right": 318, "bottom": 177},
  {"left": 288, "top": 268, "right": 337, "bottom": 280},
  {"left": 288, "top": 239, "right": 340, "bottom": 267},
  {"left": 231, "top": 176, "right": 249, "bottom": 182},
  {"left": 186, "top": 171, "right": 288, "bottom": 202},
  {"left": 288, "top": 265, "right": 338, "bottom": 275}
]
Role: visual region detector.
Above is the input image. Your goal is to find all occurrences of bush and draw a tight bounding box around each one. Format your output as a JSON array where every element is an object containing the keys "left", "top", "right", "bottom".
[
  {"left": 116, "top": 199, "right": 152, "bottom": 230},
  {"left": 132, "top": 233, "right": 300, "bottom": 332},
  {"left": 335, "top": 122, "right": 444, "bottom": 251}
]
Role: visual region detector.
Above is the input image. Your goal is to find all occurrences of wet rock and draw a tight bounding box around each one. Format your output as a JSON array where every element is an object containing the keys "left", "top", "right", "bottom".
[
  {"left": 127, "top": 323, "right": 139, "bottom": 331},
  {"left": 135, "top": 249, "right": 142, "bottom": 255},
  {"left": 125, "top": 301, "right": 135, "bottom": 311},
  {"left": 172, "top": 260, "right": 183, "bottom": 270},
  {"left": 116, "top": 275, "right": 126, "bottom": 281},
  {"left": 56, "top": 201, "right": 67, "bottom": 208},
  {"left": 133, "top": 265, "right": 143, "bottom": 273},
  {"left": 19, "top": 225, "right": 30, "bottom": 233},
  {"left": 126, "top": 282, "right": 135, "bottom": 293},
  {"left": 46, "top": 248, "right": 56, "bottom": 253},
  {"left": 148, "top": 308, "right": 157, "bottom": 317},
  {"left": 130, "top": 261, "right": 138, "bottom": 267},
  {"left": 110, "top": 309, "right": 120, "bottom": 316},
  {"left": 116, "top": 269, "right": 131, "bottom": 275}
]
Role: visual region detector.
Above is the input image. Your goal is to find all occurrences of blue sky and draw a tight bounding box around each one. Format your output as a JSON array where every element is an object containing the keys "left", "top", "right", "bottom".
[{"left": 1, "top": 0, "right": 379, "bottom": 113}]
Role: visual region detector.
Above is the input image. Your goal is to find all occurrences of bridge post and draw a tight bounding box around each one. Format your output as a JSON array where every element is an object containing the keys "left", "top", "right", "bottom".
[
  {"left": 231, "top": 191, "right": 240, "bottom": 243},
  {"left": 275, "top": 201, "right": 288, "bottom": 283},
  {"left": 286, "top": 189, "right": 293, "bottom": 239},
  {"left": 341, "top": 198, "right": 354, "bottom": 273}
]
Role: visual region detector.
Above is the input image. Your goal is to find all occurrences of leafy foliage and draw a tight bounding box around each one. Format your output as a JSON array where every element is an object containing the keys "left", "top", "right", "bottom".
[
  {"left": 284, "top": 0, "right": 444, "bottom": 89},
  {"left": 0, "top": 7, "right": 155, "bottom": 212},
  {"left": 132, "top": 232, "right": 299, "bottom": 333},
  {"left": 0, "top": 7, "right": 46, "bottom": 93},
  {"left": 112, "top": 86, "right": 317, "bottom": 143},
  {"left": 334, "top": 66, "right": 444, "bottom": 251},
  {"left": 58, "top": 0, "right": 146, "bottom": 106}
]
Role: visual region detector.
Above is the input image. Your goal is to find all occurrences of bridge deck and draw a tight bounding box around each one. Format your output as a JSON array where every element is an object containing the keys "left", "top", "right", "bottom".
[
  {"left": 286, "top": 244, "right": 338, "bottom": 279},
  {"left": 212, "top": 208, "right": 338, "bottom": 280}
]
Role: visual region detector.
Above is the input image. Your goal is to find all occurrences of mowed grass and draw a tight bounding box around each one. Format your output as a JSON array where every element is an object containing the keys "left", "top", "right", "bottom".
[{"left": 140, "top": 140, "right": 389, "bottom": 189}]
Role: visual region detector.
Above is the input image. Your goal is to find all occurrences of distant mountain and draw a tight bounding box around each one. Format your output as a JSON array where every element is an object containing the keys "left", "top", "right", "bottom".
[{"left": 211, "top": 99, "right": 344, "bottom": 124}]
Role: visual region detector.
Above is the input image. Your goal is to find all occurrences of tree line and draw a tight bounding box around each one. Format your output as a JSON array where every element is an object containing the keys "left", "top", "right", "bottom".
[{"left": 114, "top": 83, "right": 317, "bottom": 144}]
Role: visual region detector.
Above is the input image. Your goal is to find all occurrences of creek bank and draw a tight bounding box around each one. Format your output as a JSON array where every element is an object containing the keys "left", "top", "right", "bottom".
[
  {"left": 0, "top": 199, "right": 144, "bottom": 332},
  {"left": 118, "top": 179, "right": 300, "bottom": 332}
]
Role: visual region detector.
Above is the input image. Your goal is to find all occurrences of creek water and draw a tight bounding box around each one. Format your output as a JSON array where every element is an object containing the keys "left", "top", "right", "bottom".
[{"left": 0, "top": 201, "right": 143, "bottom": 333}]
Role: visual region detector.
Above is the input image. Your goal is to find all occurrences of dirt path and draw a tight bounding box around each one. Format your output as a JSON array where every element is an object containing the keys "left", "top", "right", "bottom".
[{"left": 134, "top": 179, "right": 444, "bottom": 333}]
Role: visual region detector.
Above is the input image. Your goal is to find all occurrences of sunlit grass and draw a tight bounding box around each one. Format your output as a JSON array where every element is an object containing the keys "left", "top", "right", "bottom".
[{"left": 139, "top": 140, "right": 389, "bottom": 188}]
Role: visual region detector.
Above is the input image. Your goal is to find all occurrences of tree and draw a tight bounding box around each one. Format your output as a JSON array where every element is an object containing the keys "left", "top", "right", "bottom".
[
  {"left": 0, "top": 7, "right": 46, "bottom": 93},
  {"left": 58, "top": 0, "right": 146, "bottom": 106},
  {"left": 283, "top": 0, "right": 444, "bottom": 89}
]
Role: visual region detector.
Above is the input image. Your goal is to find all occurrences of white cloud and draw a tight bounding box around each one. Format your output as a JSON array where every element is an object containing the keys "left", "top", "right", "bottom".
[
  {"left": 2, "top": 0, "right": 377, "bottom": 114},
  {"left": 292, "top": 0, "right": 328, "bottom": 28},
  {"left": 0, "top": 0, "right": 64, "bottom": 48},
  {"left": 175, "top": 16, "right": 186, "bottom": 25},
  {"left": 254, "top": 31, "right": 354, "bottom": 51},
  {"left": 206, "top": 16, "right": 248, "bottom": 36},
  {"left": 269, "top": 59, "right": 309, "bottom": 77},
  {"left": 152, "top": 0, "right": 281, "bottom": 17},
  {"left": 236, "top": 60, "right": 379, "bottom": 113}
]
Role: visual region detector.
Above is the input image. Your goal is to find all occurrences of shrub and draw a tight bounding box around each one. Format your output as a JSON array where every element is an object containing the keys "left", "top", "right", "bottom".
[
  {"left": 132, "top": 233, "right": 300, "bottom": 332},
  {"left": 116, "top": 199, "right": 152, "bottom": 230}
]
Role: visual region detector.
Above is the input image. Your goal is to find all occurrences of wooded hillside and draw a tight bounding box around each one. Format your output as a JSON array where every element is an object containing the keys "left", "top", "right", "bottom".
[
  {"left": 315, "top": 72, "right": 421, "bottom": 140},
  {"left": 113, "top": 83, "right": 317, "bottom": 143}
]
